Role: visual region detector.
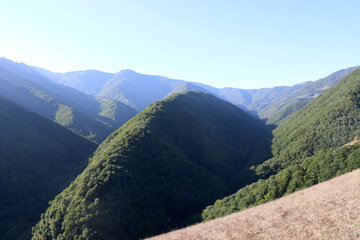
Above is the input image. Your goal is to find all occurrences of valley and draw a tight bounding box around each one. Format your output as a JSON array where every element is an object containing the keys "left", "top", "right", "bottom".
[{"left": 0, "top": 58, "right": 359, "bottom": 240}]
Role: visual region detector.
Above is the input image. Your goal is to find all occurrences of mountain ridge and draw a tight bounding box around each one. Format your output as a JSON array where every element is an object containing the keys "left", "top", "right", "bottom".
[
  {"left": 27, "top": 57, "right": 358, "bottom": 119},
  {"left": 0, "top": 59, "right": 137, "bottom": 143}
]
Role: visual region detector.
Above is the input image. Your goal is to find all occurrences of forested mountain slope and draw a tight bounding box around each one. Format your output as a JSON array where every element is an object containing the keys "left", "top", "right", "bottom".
[
  {"left": 258, "top": 67, "right": 360, "bottom": 175},
  {"left": 0, "top": 98, "right": 96, "bottom": 240},
  {"left": 260, "top": 66, "right": 359, "bottom": 123},
  {"left": 32, "top": 91, "right": 272, "bottom": 240},
  {"left": 198, "top": 67, "right": 360, "bottom": 221},
  {"left": 0, "top": 58, "right": 137, "bottom": 143}
]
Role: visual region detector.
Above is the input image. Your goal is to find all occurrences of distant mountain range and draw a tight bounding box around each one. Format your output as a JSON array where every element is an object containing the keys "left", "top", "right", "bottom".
[
  {"left": 1, "top": 57, "right": 356, "bottom": 126},
  {"left": 31, "top": 60, "right": 358, "bottom": 123},
  {"left": 0, "top": 58, "right": 137, "bottom": 143}
]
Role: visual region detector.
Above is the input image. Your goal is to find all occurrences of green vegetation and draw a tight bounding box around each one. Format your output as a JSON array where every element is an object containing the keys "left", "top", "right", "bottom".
[
  {"left": 201, "top": 68, "right": 360, "bottom": 221},
  {"left": 32, "top": 91, "right": 271, "bottom": 240},
  {"left": 0, "top": 62, "right": 137, "bottom": 143},
  {"left": 202, "top": 144, "right": 360, "bottom": 220},
  {"left": 0, "top": 97, "right": 96, "bottom": 240},
  {"left": 256, "top": 68, "right": 360, "bottom": 177},
  {"left": 96, "top": 96, "right": 138, "bottom": 128},
  {"left": 3, "top": 59, "right": 359, "bottom": 239},
  {"left": 266, "top": 99, "right": 310, "bottom": 124}
]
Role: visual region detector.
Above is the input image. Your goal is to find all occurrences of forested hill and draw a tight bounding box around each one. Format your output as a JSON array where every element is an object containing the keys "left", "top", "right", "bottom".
[
  {"left": 257, "top": 67, "right": 360, "bottom": 175},
  {"left": 0, "top": 97, "right": 96, "bottom": 240},
  {"left": 32, "top": 91, "right": 272, "bottom": 240},
  {"left": 199, "top": 67, "right": 360, "bottom": 221}
]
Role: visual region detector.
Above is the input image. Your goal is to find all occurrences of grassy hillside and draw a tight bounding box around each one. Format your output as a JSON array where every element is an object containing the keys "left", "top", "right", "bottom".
[
  {"left": 202, "top": 144, "right": 360, "bottom": 220},
  {"left": 31, "top": 91, "right": 272, "bottom": 240},
  {"left": 0, "top": 59, "right": 137, "bottom": 143},
  {"left": 149, "top": 168, "right": 360, "bottom": 240},
  {"left": 0, "top": 97, "right": 96, "bottom": 240}
]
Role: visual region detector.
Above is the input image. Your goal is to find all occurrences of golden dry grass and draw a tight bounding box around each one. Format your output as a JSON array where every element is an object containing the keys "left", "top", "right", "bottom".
[{"left": 147, "top": 169, "right": 360, "bottom": 240}]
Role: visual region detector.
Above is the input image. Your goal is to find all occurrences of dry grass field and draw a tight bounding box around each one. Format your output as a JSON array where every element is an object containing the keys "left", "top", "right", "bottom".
[{"left": 147, "top": 169, "right": 360, "bottom": 240}]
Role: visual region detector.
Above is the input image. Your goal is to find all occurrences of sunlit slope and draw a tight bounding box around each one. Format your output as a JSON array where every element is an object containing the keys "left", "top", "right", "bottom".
[
  {"left": 258, "top": 67, "right": 360, "bottom": 176},
  {"left": 148, "top": 168, "right": 360, "bottom": 240}
]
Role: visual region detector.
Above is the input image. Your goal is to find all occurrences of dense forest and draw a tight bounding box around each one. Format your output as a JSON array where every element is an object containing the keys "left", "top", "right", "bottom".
[
  {"left": 202, "top": 144, "right": 360, "bottom": 220},
  {"left": 202, "top": 67, "right": 360, "bottom": 220},
  {"left": 0, "top": 57, "right": 359, "bottom": 240},
  {"left": 31, "top": 92, "right": 272, "bottom": 240},
  {"left": 0, "top": 97, "right": 96, "bottom": 240}
]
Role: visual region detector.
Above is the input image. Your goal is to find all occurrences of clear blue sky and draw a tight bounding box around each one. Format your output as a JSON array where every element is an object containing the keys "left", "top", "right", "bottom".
[{"left": 1, "top": 0, "right": 359, "bottom": 89}]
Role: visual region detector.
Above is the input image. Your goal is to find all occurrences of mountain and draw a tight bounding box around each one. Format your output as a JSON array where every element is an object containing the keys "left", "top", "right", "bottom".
[
  {"left": 0, "top": 97, "right": 96, "bottom": 240},
  {"left": 0, "top": 58, "right": 137, "bottom": 143},
  {"left": 31, "top": 91, "right": 272, "bottom": 240},
  {"left": 149, "top": 168, "right": 360, "bottom": 240},
  {"left": 33, "top": 62, "right": 358, "bottom": 121},
  {"left": 35, "top": 68, "right": 191, "bottom": 111},
  {"left": 33, "top": 67, "right": 114, "bottom": 95},
  {"left": 257, "top": 67, "right": 360, "bottom": 175},
  {"left": 259, "top": 66, "right": 359, "bottom": 123},
  {"left": 98, "top": 70, "right": 187, "bottom": 110},
  {"left": 204, "top": 66, "right": 358, "bottom": 122},
  {"left": 196, "top": 67, "right": 360, "bottom": 221}
]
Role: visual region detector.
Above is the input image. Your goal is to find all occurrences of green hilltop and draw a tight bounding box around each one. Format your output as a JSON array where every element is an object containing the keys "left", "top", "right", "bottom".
[{"left": 31, "top": 91, "right": 272, "bottom": 240}]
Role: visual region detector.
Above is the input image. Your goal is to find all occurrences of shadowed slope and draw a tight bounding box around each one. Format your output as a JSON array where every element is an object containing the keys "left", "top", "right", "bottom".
[{"left": 0, "top": 98, "right": 96, "bottom": 240}]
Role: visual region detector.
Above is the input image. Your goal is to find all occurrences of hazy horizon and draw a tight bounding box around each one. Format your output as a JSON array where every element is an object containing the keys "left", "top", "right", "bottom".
[
  {"left": 1, "top": 1, "right": 360, "bottom": 89},
  {"left": 1, "top": 56, "right": 356, "bottom": 90}
]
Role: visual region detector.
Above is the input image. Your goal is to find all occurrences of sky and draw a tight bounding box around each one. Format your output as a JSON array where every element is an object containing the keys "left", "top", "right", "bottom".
[{"left": 0, "top": 0, "right": 360, "bottom": 89}]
